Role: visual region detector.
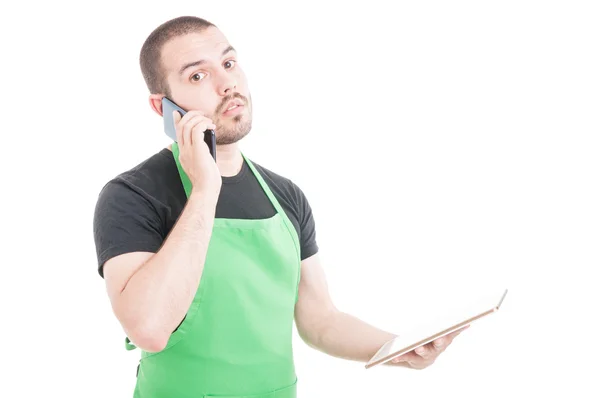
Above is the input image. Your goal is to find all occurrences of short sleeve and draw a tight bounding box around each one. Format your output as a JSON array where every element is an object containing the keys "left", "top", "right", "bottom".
[
  {"left": 295, "top": 186, "right": 319, "bottom": 260},
  {"left": 93, "top": 180, "right": 165, "bottom": 278}
]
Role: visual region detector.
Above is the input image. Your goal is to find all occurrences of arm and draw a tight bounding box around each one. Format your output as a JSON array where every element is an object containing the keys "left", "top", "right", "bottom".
[
  {"left": 294, "top": 253, "right": 468, "bottom": 369},
  {"left": 294, "top": 253, "right": 407, "bottom": 366},
  {"left": 103, "top": 190, "right": 217, "bottom": 352}
]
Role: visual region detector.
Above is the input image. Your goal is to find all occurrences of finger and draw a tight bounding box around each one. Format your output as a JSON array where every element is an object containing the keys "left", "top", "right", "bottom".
[
  {"left": 192, "top": 119, "right": 217, "bottom": 135},
  {"left": 175, "top": 110, "right": 204, "bottom": 145},
  {"left": 181, "top": 114, "right": 210, "bottom": 147},
  {"left": 173, "top": 110, "right": 182, "bottom": 123},
  {"left": 178, "top": 109, "right": 204, "bottom": 124},
  {"left": 391, "top": 350, "right": 421, "bottom": 364},
  {"left": 415, "top": 346, "right": 427, "bottom": 358},
  {"left": 415, "top": 344, "right": 435, "bottom": 358},
  {"left": 432, "top": 337, "right": 447, "bottom": 351},
  {"left": 190, "top": 119, "right": 216, "bottom": 147},
  {"left": 180, "top": 114, "right": 200, "bottom": 147}
]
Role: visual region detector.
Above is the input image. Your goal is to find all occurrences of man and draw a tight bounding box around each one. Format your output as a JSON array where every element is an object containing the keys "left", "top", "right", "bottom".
[{"left": 93, "top": 15, "right": 468, "bottom": 398}]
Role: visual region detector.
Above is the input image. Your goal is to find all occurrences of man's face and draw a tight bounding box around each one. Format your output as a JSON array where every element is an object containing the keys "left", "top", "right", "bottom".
[{"left": 160, "top": 27, "right": 252, "bottom": 145}]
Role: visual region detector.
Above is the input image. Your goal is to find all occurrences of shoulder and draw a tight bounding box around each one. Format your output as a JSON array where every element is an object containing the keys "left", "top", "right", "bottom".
[
  {"left": 93, "top": 148, "right": 183, "bottom": 276},
  {"left": 95, "top": 148, "right": 180, "bottom": 209},
  {"left": 93, "top": 148, "right": 185, "bottom": 242},
  {"left": 249, "top": 159, "right": 305, "bottom": 201},
  {"left": 246, "top": 158, "right": 315, "bottom": 226},
  {"left": 247, "top": 158, "right": 319, "bottom": 260},
  {"left": 106, "top": 148, "right": 175, "bottom": 189}
]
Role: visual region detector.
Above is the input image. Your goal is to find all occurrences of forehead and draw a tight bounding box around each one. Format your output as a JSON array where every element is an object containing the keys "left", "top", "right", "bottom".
[{"left": 160, "top": 27, "right": 231, "bottom": 73}]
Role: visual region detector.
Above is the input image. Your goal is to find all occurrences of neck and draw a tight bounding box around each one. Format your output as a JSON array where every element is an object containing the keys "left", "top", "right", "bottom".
[
  {"left": 214, "top": 143, "right": 243, "bottom": 177},
  {"left": 168, "top": 142, "right": 243, "bottom": 177}
]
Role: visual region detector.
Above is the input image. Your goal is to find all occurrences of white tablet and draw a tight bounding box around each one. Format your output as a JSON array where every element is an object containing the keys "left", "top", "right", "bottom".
[{"left": 365, "top": 289, "right": 508, "bottom": 369}]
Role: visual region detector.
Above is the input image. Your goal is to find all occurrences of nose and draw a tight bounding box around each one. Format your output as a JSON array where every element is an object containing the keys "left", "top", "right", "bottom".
[{"left": 217, "top": 70, "right": 237, "bottom": 96}]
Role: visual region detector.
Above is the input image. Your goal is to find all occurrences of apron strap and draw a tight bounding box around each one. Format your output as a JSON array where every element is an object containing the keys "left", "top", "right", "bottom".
[
  {"left": 243, "top": 153, "right": 301, "bottom": 262},
  {"left": 242, "top": 153, "right": 302, "bottom": 304},
  {"left": 172, "top": 143, "right": 193, "bottom": 198},
  {"left": 170, "top": 143, "right": 301, "bottom": 295}
]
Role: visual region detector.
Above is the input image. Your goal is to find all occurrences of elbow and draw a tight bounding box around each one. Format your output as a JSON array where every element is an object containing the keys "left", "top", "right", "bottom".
[
  {"left": 296, "top": 307, "right": 339, "bottom": 348},
  {"left": 114, "top": 304, "right": 170, "bottom": 352},
  {"left": 141, "top": 338, "right": 169, "bottom": 353},
  {"left": 127, "top": 327, "right": 170, "bottom": 353},
  {"left": 121, "top": 315, "right": 171, "bottom": 353}
]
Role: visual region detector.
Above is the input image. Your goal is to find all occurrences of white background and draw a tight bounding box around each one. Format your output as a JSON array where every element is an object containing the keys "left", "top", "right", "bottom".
[{"left": 1, "top": 1, "right": 599, "bottom": 397}]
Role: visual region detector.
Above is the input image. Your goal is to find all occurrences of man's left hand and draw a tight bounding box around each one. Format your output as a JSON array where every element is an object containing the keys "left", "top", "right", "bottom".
[{"left": 390, "top": 325, "right": 470, "bottom": 370}]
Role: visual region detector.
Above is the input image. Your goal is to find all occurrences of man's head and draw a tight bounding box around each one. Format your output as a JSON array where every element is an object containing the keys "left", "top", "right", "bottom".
[{"left": 141, "top": 16, "right": 252, "bottom": 145}]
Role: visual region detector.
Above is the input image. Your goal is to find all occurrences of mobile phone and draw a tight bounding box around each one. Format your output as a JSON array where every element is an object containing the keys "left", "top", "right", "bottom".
[{"left": 162, "top": 97, "right": 216, "bottom": 160}]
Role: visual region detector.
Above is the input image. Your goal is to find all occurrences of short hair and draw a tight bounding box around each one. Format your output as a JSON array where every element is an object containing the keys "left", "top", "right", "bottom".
[{"left": 139, "top": 16, "right": 216, "bottom": 96}]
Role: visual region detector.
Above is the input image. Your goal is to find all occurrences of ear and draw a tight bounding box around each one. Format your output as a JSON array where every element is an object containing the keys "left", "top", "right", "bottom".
[{"left": 149, "top": 94, "right": 165, "bottom": 116}]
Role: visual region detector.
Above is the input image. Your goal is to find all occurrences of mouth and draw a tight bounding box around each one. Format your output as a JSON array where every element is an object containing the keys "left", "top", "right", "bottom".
[{"left": 222, "top": 100, "right": 245, "bottom": 116}]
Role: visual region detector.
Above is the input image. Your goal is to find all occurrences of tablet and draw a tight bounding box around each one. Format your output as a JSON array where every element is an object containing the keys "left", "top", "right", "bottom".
[{"left": 365, "top": 289, "right": 508, "bottom": 369}]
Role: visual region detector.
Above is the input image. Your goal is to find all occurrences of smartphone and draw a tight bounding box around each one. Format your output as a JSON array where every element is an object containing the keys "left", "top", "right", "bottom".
[{"left": 162, "top": 97, "right": 216, "bottom": 160}]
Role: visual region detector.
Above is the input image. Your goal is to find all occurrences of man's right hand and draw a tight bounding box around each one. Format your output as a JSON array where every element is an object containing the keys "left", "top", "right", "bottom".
[{"left": 173, "top": 110, "right": 222, "bottom": 200}]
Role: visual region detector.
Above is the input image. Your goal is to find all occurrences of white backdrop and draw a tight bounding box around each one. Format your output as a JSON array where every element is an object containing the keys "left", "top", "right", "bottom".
[{"left": 1, "top": 1, "right": 599, "bottom": 397}]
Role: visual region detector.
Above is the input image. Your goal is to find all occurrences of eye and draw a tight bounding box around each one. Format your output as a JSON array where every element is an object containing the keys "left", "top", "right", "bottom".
[
  {"left": 224, "top": 60, "right": 236, "bottom": 69},
  {"left": 190, "top": 72, "right": 206, "bottom": 82}
]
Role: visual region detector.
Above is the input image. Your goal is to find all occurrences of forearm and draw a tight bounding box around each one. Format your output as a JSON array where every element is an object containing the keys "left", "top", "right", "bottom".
[
  {"left": 118, "top": 190, "right": 217, "bottom": 343},
  {"left": 308, "top": 310, "right": 394, "bottom": 362},
  {"left": 306, "top": 310, "right": 411, "bottom": 368}
]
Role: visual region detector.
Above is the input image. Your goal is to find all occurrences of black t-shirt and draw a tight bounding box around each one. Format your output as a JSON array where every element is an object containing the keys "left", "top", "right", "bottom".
[{"left": 93, "top": 147, "right": 319, "bottom": 278}]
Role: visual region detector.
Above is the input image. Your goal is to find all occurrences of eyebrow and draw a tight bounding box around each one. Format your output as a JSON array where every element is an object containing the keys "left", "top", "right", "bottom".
[{"left": 178, "top": 45, "right": 236, "bottom": 76}]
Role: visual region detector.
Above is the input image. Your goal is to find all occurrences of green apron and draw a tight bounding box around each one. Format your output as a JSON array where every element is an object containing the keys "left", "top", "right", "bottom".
[{"left": 125, "top": 144, "right": 302, "bottom": 397}]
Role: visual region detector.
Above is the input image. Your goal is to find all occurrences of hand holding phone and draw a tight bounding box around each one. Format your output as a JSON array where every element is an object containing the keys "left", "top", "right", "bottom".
[
  {"left": 162, "top": 97, "right": 217, "bottom": 160},
  {"left": 163, "top": 98, "right": 221, "bottom": 198}
]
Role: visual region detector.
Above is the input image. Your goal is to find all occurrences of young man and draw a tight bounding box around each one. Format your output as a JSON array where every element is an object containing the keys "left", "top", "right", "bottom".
[{"left": 93, "top": 15, "right": 467, "bottom": 398}]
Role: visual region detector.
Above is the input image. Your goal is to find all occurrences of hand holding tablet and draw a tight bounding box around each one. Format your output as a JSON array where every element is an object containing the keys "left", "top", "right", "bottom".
[{"left": 365, "top": 289, "right": 508, "bottom": 369}]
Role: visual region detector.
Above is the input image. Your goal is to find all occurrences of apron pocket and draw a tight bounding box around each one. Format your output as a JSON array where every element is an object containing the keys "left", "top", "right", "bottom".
[{"left": 204, "top": 378, "right": 297, "bottom": 398}]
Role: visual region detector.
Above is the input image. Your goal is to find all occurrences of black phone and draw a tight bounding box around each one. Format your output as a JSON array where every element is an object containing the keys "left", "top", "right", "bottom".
[{"left": 162, "top": 97, "right": 217, "bottom": 160}]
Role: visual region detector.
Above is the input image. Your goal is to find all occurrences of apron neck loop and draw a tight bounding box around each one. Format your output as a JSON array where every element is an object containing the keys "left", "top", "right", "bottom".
[{"left": 171, "top": 144, "right": 286, "bottom": 218}]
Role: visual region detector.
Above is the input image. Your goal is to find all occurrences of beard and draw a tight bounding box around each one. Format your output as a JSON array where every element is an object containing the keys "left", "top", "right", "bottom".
[
  {"left": 214, "top": 114, "right": 252, "bottom": 145},
  {"left": 212, "top": 93, "right": 252, "bottom": 145}
]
